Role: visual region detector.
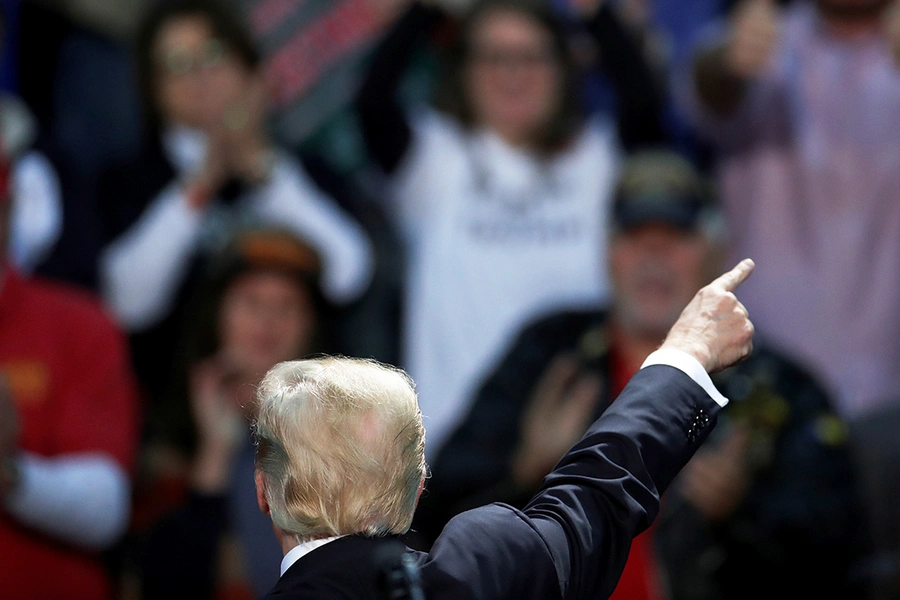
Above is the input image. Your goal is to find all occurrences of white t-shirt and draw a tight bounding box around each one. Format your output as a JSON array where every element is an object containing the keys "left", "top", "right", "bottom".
[{"left": 390, "top": 109, "right": 619, "bottom": 457}]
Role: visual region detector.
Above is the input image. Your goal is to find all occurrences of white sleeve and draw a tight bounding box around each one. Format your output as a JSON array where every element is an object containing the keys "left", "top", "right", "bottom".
[
  {"left": 252, "top": 156, "right": 374, "bottom": 304},
  {"left": 4, "top": 452, "right": 131, "bottom": 550},
  {"left": 99, "top": 183, "right": 204, "bottom": 330},
  {"left": 9, "top": 151, "right": 63, "bottom": 273},
  {"left": 387, "top": 108, "right": 459, "bottom": 233},
  {"left": 641, "top": 348, "right": 730, "bottom": 407}
]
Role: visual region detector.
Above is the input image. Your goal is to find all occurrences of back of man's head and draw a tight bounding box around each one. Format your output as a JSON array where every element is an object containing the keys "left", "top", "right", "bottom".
[{"left": 253, "top": 357, "right": 427, "bottom": 542}]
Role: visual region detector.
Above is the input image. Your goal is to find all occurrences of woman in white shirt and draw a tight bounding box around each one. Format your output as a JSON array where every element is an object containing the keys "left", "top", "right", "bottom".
[{"left": 356, "top": 0, "right": 668, "bottom": 457}]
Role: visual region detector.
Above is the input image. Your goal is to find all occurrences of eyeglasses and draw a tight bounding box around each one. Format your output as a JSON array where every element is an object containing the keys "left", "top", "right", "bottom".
[
  {"left": 468, "top": 46, "right": 557, "bottom": 69},
  {"left": 158, "top": 39, "right": 228, "bottom": 76}
]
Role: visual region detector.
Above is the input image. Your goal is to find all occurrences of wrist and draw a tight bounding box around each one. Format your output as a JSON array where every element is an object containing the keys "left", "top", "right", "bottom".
[{"left": 657, "top": 340, "right": 712, "bottom": 373}]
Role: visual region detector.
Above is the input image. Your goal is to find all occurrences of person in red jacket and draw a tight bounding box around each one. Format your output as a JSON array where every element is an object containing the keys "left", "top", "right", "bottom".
[{"left": 0, "top": 158, "right": 140, "bottom": 599}]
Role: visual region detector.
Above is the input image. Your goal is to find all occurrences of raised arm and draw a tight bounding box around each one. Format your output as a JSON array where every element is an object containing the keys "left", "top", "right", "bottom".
[
  {"left": 577, "top": 0, "right": 670, "bottom": 150},
  {"left": 691, "top": 0, "right": 780, "bottom": 116},
  {"left": 422, "top": 261, "right": 755, "bottom": 599},
  {"left": 253, "top": 155, "right": 375, "bottom": 304},
  {"left": 355, "top": 1, "right": 445, "bottom": 174},
  {"left": 530, "top": 260, "right": 755, "bottom": 598},
  {"left": 99, "top": 182, "right": 205, "bottom": 330}
]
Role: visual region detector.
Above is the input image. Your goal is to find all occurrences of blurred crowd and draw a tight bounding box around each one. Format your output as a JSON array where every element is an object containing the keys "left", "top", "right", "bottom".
[{"left": 0, "top": 0, "right": 899, "bottom": 599}]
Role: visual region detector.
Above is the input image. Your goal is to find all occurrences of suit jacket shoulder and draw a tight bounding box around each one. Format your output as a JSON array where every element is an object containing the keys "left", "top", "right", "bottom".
[
  {"left": 262, "top": 535, "right": 418, "bottom": 599},
  {"left": 264, "top": 365, "right": 720, "bottom": 600},
  {"left": 427, "top": 365, "right": 720, "bottom": 600}
]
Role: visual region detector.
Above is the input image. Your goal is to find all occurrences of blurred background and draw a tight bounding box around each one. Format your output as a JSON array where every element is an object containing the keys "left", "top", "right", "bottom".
[{"left": 1, "top": 0, "right": 900, "bottom": 598}]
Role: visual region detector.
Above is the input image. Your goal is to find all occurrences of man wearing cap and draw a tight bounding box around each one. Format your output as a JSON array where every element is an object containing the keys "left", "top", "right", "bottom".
[{"left": 419, "top": 151, "right": 868, "bottom": 600}]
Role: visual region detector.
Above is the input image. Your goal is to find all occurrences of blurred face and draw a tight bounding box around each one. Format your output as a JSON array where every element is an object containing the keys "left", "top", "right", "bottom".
[
  {"left": 218, "top": 271, "right": 316, "bottom": 381},
  {"left": 464, "top": 8, "right": 563, "bottom": 146},
  {"left": 152, "top": 14, "right": 250, "bottom": 129},
  {"left": 610, "top": 223, "right": 715, "bottom": 340}
]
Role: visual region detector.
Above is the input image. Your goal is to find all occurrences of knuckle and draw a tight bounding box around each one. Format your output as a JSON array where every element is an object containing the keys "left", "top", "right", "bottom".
[{"left": 718, "top": 292, "right": 736, "bottom": 309}]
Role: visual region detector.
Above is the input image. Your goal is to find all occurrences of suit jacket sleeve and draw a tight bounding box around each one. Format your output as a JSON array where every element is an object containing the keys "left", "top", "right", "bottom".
[{"left": 422, "top": 364, "right": 721, "bottom": 600}]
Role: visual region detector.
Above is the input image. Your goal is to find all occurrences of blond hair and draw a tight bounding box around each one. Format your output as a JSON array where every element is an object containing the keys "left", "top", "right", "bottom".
[{"left": 253, "top": 356, "right": 427, "bottom": 542}]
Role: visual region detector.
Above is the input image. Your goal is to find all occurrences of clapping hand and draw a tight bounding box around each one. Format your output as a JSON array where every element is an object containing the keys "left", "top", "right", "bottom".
[
  {"left": 186, "top": 71, "right": 274, "bottom": 210},
  {"left": 189, "top": 356, "right": 249, "bottom": 493},
  {"left": 511, "top": 355, "right": 602, "bottom": 488}
]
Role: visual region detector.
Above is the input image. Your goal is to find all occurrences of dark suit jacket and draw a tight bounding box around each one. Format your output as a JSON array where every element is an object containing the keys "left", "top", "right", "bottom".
[
  {"left": 261, "top": 364, "right": 719, "bottom": 600},
  {"left": 422, "top": 308, "right": 868, "bottom": 599}
]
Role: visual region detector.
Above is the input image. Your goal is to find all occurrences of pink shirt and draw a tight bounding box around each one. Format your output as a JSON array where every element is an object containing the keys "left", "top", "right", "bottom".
[{"left": 682, "top": 1, "right": 900, "bottom": 419}]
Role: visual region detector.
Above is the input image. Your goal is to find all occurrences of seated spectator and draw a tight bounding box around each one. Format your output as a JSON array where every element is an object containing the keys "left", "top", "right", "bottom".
[
  {"left": 97, "top": 0, "right": 374, "bottom": 401},
  {"left": 356, "top": 0, "right": 669, "bottom": 458},
  {"left": 419, "top": 150, "right": 869, "bottom": 599},
  {"left": 133, "top": 227, "right": 328, "bottom": 600},
  {"left": 0, "top": 159, "right": 140, "bottom": 599}
]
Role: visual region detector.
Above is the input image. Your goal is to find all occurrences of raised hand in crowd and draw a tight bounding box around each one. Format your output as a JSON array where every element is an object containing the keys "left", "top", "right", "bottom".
[
  {"left": 692, "top": 0, "right": 780, "bottom": 115},
  {"left": 724, "top": 0, "right": 780, "bottom": 79},
  {"left": 220, "top": 73, "right": 273, "bottom": 183},
  {"left": 188, "top": 355, "right": 250, "bottom": 494},
  {"left": 185, "top": 70, "right": 274, "bottom": 211},
  {"left": 510, "top": 354, "right": 601, "bottom": 489}
]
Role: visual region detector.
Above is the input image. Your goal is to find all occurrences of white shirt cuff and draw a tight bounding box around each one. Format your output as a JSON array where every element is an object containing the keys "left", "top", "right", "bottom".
[{"left": 640, "top": 348, "right": 729, "bottom": 407}]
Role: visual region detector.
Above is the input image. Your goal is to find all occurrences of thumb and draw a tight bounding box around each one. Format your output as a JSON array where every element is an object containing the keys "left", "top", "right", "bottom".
[{"left": 531, "top": 355, "right": 581, "bottom": 409}]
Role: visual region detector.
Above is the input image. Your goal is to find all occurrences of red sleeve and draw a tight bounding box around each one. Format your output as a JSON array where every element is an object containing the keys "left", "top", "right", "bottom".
[{"left": 50, "top": 305, "right": 141, "bottom": 473}]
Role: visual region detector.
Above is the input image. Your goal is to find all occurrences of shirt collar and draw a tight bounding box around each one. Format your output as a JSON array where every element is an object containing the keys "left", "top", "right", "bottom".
[{"left": 280, "top": 535, "right": 346, "bottom": 576}]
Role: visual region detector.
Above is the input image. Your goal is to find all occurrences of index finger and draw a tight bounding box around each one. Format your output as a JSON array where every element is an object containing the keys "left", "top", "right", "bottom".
[{"left": 712, "top": 258, "right": 755, "bottom": 292}]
